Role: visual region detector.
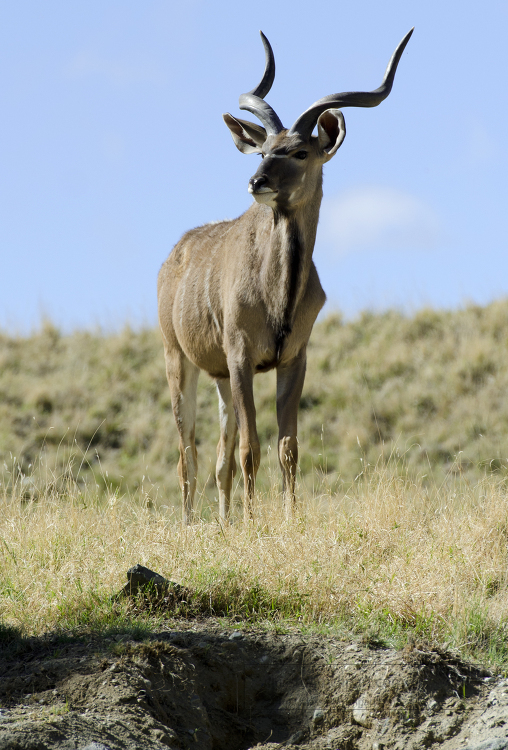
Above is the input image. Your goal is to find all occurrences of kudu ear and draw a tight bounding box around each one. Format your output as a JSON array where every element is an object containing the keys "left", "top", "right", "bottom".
[
  {"left": 317, "top": 109, "right": 346, "bottom": 161},
  {"left": 223, "top": 113, "right": 267, "bottom": 154}
]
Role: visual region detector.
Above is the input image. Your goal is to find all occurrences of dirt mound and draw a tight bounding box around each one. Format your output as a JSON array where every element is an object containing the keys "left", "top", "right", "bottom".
[{"left": 0, "top": 621, "right": 506, "bottom": 750}]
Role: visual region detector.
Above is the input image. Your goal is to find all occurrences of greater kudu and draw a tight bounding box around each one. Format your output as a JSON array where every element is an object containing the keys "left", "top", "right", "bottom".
[{"left": 158, "top": 29, "right": 413, "bottom": 523}]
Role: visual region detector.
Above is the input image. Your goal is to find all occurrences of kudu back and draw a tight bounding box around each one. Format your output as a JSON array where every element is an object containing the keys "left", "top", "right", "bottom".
[{"left": 158, "top": 29, "right": 413, "bottom": 523}]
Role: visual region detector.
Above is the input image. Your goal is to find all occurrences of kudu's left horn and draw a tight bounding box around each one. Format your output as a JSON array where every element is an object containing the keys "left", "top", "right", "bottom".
[{"left": 289, "top": 27, "right": 414, "bottom": 139}]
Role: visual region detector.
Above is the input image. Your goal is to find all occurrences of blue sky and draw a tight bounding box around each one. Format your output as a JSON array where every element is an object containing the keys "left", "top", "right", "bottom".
[{"left": 0, "top": 1, "right": 507, "bottom": 330}]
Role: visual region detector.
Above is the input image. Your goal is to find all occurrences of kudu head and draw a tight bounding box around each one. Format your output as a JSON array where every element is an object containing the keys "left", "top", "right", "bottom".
[{"left": 224, "top": 30, "right": 413, "bottom": 212}]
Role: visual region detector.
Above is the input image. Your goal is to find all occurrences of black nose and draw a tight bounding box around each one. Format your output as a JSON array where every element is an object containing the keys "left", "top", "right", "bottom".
[{"left": 249, "top": 175, "right": 268, "bottom": 192}]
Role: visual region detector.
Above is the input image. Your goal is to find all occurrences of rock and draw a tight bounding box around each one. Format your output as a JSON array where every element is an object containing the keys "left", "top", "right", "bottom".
[
  {"left": 352, "top": 694, "right": 372, "bottom": 728},
  {"left": 114, "top": 564, "right": 188, "bottom": 602},
  {"left": 229, "top": 631, "right": 244, "bottom": 641},
  {"left": 312, "top": 708, "right": 324, "bottom": 724},
  {"left": 427, "top": 698, "right": 438, "bottom": 712},
  {"left": 288, "top": 729, "right": 304, "bottom": 743},
  {"left": 462, "top": 741, "right": 508, "bottom": 750}
]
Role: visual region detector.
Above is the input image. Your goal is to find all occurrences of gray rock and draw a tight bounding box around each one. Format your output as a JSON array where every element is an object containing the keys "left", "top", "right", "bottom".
[
  {"left": 427, "top": 698, "right": 439, "bottom": 712},
  {"left": 115, "top": 563, "right": 188, "bottom": 602},
  {"left": 288, "top": 730, "right": 304, "bottom": 744},
  {"left": 352, "top": 694, "right": 372, "bottom": 728},
  {"left": 229, "top": 631, "right": 244, "bottom": 641},
  {"left": 312, "top": 708, "right": 324, "bottom": 723}
]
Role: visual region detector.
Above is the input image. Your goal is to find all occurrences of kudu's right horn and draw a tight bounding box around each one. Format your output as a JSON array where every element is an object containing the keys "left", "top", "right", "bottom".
[{"left": 238, "top": 31, "right": 284, "bottom": 136}]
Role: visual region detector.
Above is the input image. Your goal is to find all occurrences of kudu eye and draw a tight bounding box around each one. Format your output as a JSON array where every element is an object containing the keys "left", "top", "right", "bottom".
[{"left": 294, "top": 150, "right": 308, "bottom": 160}]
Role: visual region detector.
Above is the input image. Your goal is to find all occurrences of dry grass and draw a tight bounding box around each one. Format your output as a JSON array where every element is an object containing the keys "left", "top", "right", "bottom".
[
  {"left": 1, "top": 457, "right": 508, "bottom": 666},
  {"left": 2, "top": 302, "right": 508, "bottom": 665},
  {"left": 4, "top": 300, "right": 508, "bottom": 505}
]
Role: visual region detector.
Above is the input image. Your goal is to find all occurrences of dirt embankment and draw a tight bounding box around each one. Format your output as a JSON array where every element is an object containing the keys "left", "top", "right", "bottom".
[{"left": 0, "top": 622, "right": 507, "bottom": 750}]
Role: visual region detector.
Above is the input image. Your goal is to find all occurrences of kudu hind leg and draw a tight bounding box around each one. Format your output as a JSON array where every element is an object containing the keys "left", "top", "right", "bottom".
[
  {"left": 165, "top": 353, "right": 199, "bottom": 524},
  {"left": 215, "top": 378, "right": 238, "bottom": 522},
  {"left": 276, "top": 352, "right": 307, "bottom": 516}
]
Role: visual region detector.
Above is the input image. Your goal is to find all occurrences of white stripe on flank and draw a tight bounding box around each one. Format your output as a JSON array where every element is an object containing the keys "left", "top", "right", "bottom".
[{"left": 205, "top": 263, "right": 221, "bottom": 333}]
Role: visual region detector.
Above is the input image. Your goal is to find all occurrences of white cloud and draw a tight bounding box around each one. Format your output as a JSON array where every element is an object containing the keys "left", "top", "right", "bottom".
[
  {"left": 320, "top": 186, "right": 441, "bottom": 256},
  {"left": 465, "top": 120, "right": 497, "bottom": 166}
]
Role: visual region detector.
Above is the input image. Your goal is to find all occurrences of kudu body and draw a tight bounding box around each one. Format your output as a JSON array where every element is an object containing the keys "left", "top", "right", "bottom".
[{"left": 158, "top": 30, "right": 413, "bottom": 523}]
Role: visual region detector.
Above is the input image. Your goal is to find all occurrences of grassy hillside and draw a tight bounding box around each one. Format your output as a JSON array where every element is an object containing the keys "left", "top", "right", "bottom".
[
  {"left": 2, "top": 302, "right": 508, "bottom": 663},
  {"left": 2, "top": 299, "right": 508, "bottom": 514}
]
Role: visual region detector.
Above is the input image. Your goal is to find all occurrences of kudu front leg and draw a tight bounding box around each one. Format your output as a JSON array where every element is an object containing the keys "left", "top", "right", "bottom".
[
  {"left": 229, "top": 364, "right": 260, "bottom": 522},
  {"left": 215, "top": 378, "right": 238, "bottom": 523},
  {"left": 276, "top": 350, "right": 307, "bottom": 516}
]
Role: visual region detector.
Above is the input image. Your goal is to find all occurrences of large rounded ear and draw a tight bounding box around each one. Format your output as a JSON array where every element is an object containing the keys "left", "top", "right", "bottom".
[
  {"left": 223, "top": 113, "right": 267, "bottom": 154},
  {"left": 317, "top": 109, "right": 346, "bottom": 161}
]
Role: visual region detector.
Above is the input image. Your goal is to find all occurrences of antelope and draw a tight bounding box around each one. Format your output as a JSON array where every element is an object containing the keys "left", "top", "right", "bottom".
[{"left": 158, "top": 29, "right": 413, "bottom": 524}]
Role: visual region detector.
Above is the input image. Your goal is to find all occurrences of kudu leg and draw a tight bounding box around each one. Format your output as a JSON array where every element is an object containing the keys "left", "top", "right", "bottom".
[
  {"left": 165, "top": 351, "right": 199, "bottom": 524},
  {"left": 215, "top": 378, "right": 238, "bottom": 523},
  {"left": 276, "top": 350, "right": 307, "bottom": 516},
  {"left": 229, "top": 365, "right": 260, "bottom": 522}
]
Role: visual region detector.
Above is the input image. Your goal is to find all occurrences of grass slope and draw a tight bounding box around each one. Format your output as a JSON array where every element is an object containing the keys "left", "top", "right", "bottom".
[
  {"left": 2, "top": 300, "right": 508, "bottom": 509},
  {"left": 1, "top": 468, "right": 508, "bottom": 667},
  {"left": 2, "top": 301, "right": 508, "bottom": 666}
]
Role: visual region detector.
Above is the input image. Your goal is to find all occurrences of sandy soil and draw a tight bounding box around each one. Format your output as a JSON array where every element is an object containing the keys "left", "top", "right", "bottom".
[{"left": 1, "top": 620, "right": 507, "bottom": 750}]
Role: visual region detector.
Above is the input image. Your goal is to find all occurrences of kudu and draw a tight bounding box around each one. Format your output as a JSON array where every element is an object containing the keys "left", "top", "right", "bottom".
[{"left": 158, "top": 29, "right": 413, "bottom": 524}]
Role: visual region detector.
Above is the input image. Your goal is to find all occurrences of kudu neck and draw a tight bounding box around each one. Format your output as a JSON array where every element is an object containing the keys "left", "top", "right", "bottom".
[
  {"left": 273, "top": 183, "right": 323, "bottom": 248},
  {"left": 260, "top": 177, "right": 323, "bottom": 353},
  {"left": 270, "top": 178, "right": 323, "bottom": 280}
]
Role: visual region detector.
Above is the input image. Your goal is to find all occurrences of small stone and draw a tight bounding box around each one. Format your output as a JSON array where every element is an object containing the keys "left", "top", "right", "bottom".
[
  {"left": 229, "top": 631, "right": 244, "bottom": 640},
  {"left": 153, "top": 728, "right": 175, "bottom": 744},
  {"left": 289, "top": 731, "right": 304, "bottom": 744},
  {"left": 352, "top": 695, "right": 372, "bottom": 728}
]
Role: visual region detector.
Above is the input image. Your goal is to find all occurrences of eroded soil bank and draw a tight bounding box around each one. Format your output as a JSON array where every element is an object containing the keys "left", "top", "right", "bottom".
[{"left": 0, "top": 621, "right": 507, "bottom": 750}]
